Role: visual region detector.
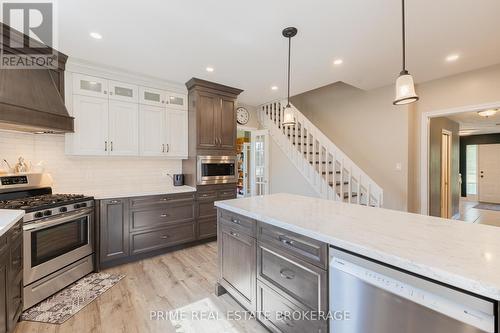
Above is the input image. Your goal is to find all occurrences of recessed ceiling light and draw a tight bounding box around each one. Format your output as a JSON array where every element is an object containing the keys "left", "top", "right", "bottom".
[
  {"left": 446, "top": 54, "right": 460, "bottom": 62},
  {"left": 206, "top": 67, "right": 214, "bottom": 72},
  {"left": 89, "top": 32, "right": 103, "bottom": 40},
  {"left": 271, "top": 86, "right": 278, "bottom": 91},
  {"left": 333, "top": 59, "right": 343, "bottom": 65},
  {"left": 477, "top": 109, "right": 498, "bottom": 117}
]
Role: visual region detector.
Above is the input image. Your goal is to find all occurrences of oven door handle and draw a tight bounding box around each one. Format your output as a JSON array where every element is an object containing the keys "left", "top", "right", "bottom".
[{"left": 23, "top": 208, "right": 93, "bottom": 231}]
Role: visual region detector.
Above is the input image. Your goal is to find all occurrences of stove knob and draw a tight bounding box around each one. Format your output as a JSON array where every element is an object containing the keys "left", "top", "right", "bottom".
[
  {"left": 80, "top": 202, "right": 87, "bottom": 208},
  {"left": 43, "top": 210, "right": 52, "bottom": 216},
  {"left": 74, "top": 203, "right": 81, "bottom": 209},
  {"left": 59, "top": 207, "right": 68, "bottom": 213},
  {"left": 34, "top": 212, "right": 43, "bottom": 218}
]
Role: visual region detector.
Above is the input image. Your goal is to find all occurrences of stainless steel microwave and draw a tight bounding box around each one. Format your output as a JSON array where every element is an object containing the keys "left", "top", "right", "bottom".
[{"left": 197, "top": 155, "right": 237, "bottom": 185}]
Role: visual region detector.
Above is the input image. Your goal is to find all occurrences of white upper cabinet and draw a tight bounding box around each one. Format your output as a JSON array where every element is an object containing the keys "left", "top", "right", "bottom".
[
  {"left": 73, "top": 73, "right": 109, "bottom": 99},
  {"left": 166, "top": 92, "right": 187, "bottom": 110},
  {"left": 72, "top": 94, "right": 109, "bottom": 155},
  {"left": 108, "top": 101, "right": 139, "bottom": 156},
  {"left": 166, "top": 109, "right": 188, "bottom": 157},
  {"left": 139, "top": 105, "right": 166, "bottom": 156},
  {"left": 108, "top": 80, "right": 138, "bottom": 103},
  {"left": 66, "top": 69, "right": 188, "bottom": 158},
  {"left": 139, "top": 87, "right": 166, "bottom": 107}
]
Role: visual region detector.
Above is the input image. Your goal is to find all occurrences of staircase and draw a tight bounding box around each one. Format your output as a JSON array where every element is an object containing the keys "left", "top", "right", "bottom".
[{"left": 258, "top": 100, "right": 383, "bottom": 207}]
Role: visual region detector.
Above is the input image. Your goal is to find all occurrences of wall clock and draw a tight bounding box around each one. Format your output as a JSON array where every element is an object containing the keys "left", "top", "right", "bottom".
[{"left": 236, "top": 107, "right": 249, "bottom": 125}]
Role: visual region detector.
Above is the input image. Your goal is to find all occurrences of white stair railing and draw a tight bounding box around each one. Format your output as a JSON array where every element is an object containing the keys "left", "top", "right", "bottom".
[{"left": 259, "top": 100, "right": 383, "bottom": 207}]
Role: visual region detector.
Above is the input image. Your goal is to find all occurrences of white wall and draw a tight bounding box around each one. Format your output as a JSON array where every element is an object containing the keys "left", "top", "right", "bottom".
[
  {"left": 268, "top": 139, "right": 318, "bottom": 198},
  {"left": 0, "top": 130, "right": 182, "bottom": 195},
  {"left": 291, "top": 82, "right": 409, "bottom": 211}
]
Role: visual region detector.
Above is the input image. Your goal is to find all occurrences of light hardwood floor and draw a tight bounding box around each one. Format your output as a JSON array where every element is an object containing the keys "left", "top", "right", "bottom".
[
  {"left": 456, "top": 199, "right": 500, "bottom": 227},
  {"left": 15, "top": 242, "right": 268, "bottom": 333}
]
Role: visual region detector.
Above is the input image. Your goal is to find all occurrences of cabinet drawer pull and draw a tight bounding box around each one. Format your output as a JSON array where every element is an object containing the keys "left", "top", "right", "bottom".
[
  {"left": 160, "top": 213, "right": 168, "bottom": 218},
  {"left": 277, "top": 314, "right": 295, "bottom": 327},
  {"left": 278, "top": 235, "right": 295, "bottom": 246},
  {"left": 201, "top": 194, "right": 209, "bottom": 197},
  {"left": 160, "top": 235, "right": 169, "bottom": 239},
  {"left": 279, "top": 268, "right": 295, "bottom": 280},
  {"left": 161, "top": 197, "right": 169, "bottom": 201},
  {"left": 230, "top": 231, "right": 239, "bottom": 238},
  {"left": 231, "top": 218, "right": 241, "bottom": 225},
  {"left": 110, "top": 200, "right": 121, "bottom": 204}
]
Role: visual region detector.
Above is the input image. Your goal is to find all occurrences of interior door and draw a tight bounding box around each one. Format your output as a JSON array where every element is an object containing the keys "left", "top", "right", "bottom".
[
  {"left": 139, "top": 105, "right": 165, "bottom": 156},
  {"left": 72, "top": 94, "right": 109, "bottom": 155},
  {"left": 108, "top": 101, "right": 139, "bottom": 156},
  {"left": 478, "top": 144, "right": 500, "bottom": 203},
  {"left": 219, "top": 97, "right": 237, "bottom": 150},
  {"left": 165, "top": 109, "right": 188, "bottom": 158},
  {"left": 440, "top": 131, "right": 452, "bottom": 218},
  {"left": 251, "top": 130, "right": 270, "bottom": 196}
]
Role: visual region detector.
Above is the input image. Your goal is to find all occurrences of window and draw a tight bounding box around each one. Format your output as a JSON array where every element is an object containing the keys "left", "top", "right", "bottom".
[{"left": 466, "top": 145, "right": 477, "bottom": 195}]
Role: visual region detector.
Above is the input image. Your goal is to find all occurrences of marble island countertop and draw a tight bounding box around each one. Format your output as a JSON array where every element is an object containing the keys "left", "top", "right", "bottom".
[
  {"left": 85, "top": 186, "right": 197, "bottom": 200},
  {"left": 215, "top": 193, "right": 500, "bottom": 301},
  {"left": 0, "top": 210, "right": 24, "bottom": 237}
]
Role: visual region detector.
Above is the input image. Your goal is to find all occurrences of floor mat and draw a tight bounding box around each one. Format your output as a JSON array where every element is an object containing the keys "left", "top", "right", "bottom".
[
  {"left": 474, "top": 203, "right": 500, "bottom": 211},
  {"left": 21, "top": 272, "right": 125, "bottom": 324}
]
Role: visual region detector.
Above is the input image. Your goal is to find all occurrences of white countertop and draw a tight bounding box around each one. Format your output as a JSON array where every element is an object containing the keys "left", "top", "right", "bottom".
[
  {"left": 215, "top": 193, "right": 500, "bottom": 301},
  {"left": 0, "top": 210, "right": 24, "bottom": 237},
  {"left": 86, "top": 186, "right": 197, "bottom": 200}
]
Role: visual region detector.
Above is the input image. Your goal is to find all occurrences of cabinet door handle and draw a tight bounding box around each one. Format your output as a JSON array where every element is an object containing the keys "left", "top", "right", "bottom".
[
  {"left": 104, "top": 141, "right": 108, "bottom": 152},
  {"left": 166, "top": 144, "right": 170, "bottom": 153},
  {"left": 231, "top": 218, "right": 241, "bottom": 225},
  {"left": 160, "top": 213, "right": 168, "bottom": 218},
  {"left": 161, "top": 197, "right": 169, "bottom": 201},
  {"left": 230, "top": 231, "right": 239, "bottom": 238},
  {"left": 278, "top": 235, "right": 295, "bottom": 246},
  {"left": 160, "top": 235, "right": 169, "bottom": 239},
  {"left": 110, "top": 141, "right": 113, "bottom": 151},
  {"left": 279, "top": 268, "right": 295, "bottom": 280},
  {"left": 103, "top": 90, "right": 107, "bottom": 95},
  {"left": 109, "top": 91, "right": 113, "bottom": 95}
]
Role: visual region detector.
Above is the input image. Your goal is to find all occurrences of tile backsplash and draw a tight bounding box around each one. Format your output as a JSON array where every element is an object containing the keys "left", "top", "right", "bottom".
[{"left": 0, "top": 130, "right": 182, "bottom": 195}]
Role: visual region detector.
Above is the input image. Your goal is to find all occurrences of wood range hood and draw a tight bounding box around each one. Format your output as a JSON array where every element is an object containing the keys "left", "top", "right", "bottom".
[{"left": 0, "top": 23, "right": 73, "bottom": 133}]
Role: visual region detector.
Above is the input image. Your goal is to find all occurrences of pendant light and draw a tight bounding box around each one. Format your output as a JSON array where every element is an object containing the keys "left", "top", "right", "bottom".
[
  {"left": 282, "top": 27, "right": 297, "bottom": 127},
  {"left": 393, "top": 0, "right": 419, "bottom": 105}
]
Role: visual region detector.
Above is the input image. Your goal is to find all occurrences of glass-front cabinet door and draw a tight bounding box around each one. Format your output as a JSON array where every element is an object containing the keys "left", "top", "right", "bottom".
[
  {"left": 72, "top": 73, "right": 108, "bottom": 99},
  {"left": 166, "top": 92, "right": 187, "bottom": 110},
  {"left": 139, "top": 87, "right": 166, "bottom": 107},
  {"left": 108, "top": 80, "right": 138, "bottom": 103}
]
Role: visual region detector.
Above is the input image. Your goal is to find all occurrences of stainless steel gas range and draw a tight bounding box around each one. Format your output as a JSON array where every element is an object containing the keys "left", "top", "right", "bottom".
[{"left": 0, "top": 173, "right": 95, "bottom": 310}]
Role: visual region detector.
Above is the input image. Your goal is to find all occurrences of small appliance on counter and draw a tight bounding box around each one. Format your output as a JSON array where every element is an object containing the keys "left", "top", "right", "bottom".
[{"left": 172, "top": 174, "right": 184, "bottom": 186}]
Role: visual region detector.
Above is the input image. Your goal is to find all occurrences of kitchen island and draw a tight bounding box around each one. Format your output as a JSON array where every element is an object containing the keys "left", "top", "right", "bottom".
[{"left": 214, "top": 193, "right": 500, "bottom": 333}]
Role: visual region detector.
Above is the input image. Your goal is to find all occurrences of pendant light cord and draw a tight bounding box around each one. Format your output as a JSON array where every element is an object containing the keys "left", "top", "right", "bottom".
[
  {"left": 401, "top": 0, "right": 406, "bottom": 72},
  {"left": 287, "top": 36, "right": 291, "bottom": 107}
]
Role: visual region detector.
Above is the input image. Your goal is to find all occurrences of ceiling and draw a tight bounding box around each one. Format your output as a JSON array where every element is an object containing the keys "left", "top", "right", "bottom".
[
  {"left": 447, "top": 110, "right": 500, "bottom": 136},
  {"left": 57, "top": 0, "right": 500, "bottom": 105}
]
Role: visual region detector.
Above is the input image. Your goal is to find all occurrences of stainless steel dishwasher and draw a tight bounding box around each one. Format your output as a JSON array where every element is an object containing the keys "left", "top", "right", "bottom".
[{"left": 330, "top": 248, "right": 496, "bottom": 333}]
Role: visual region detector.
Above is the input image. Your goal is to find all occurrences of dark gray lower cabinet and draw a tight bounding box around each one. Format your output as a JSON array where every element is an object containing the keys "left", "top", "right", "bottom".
[
  {"left": 218, "top": 222, "right": 256, "bottom": 311},
  {"left": 98, "top": 192, "right": 203, "bottom": 267},
  {"left": 197, "top": 185, "right": 236, "bottom": 240},
  {"left": 99, "top": 199, "right": 130, "bottom": 263},
  {"left": 0, "top": 220, "right": 23, "bottom": 333},
  {"left": 217, "top": 209, "right": 328, "bottom": 333},
  {"left": 0, "top": 250, "right": 7, "bottom": 333}
]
